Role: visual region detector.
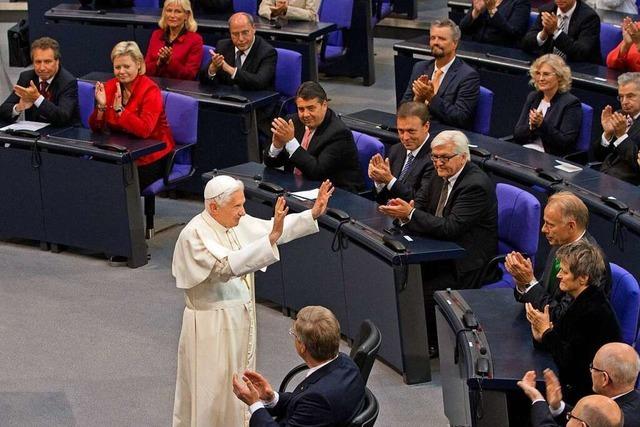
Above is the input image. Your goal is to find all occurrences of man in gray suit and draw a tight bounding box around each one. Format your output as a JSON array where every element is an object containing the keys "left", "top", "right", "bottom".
[{"left": 505, "top": 191, "right": 611, "bottom": 321}]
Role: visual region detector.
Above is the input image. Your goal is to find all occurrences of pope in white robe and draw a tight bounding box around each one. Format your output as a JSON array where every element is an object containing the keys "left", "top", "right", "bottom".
[{"left": 171, "top": 175, "right": 334, "bottom": 427}]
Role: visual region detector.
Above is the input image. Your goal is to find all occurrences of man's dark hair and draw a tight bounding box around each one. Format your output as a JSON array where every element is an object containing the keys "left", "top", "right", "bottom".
[
  {"left": 31, "top": 37, "right": 61, "bottom": 61},
  {"left": 397, "top": 101, "right": 430, "bottom": 124},
  {"left": 296, "top": 81, "right": 328, "bottom": 102}
]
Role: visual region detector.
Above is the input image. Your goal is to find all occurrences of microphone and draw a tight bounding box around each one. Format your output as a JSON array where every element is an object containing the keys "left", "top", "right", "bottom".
[
  {"left": 211, "top": 169, "right": 284, "bottom": 194},
  {"left": 211, "top": 168, "right": 262, "bottom": 182}
]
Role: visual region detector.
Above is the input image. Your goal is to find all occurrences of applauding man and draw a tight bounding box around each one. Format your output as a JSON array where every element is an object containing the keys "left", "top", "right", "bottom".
[{"left": 0, "top": 37, "right": 77, "bottom": 126}]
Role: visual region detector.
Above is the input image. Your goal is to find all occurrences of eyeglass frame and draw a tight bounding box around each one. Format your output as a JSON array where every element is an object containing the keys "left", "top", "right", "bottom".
[
  {"left": 430, "top": 152, "right": 460, "bottom": 164},
  {"left": 566, "top": 411, "right": 590, "bottom": 426},
  {"left": 288, "top": 327, "right": 300, "bottom": 341}
]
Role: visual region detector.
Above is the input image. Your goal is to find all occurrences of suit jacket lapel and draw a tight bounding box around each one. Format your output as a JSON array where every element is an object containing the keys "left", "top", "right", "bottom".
[{"left": 436, "top": 59, "right": 459, "bottom": 96}]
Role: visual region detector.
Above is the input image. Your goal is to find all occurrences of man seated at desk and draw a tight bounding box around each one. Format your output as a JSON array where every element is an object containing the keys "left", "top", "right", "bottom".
[
  {"left": 263, "top": 81, "right": 365, "bottom": 193},
  {"left": 522, "top": 0, "right": 601, "bottom": 64},
  {"left": 401, "top": 19, "right": 480, "bottom": 130},
  {"left": 200, "top": 12, "right": 277, "bottom": 91},
  {"left": 378, "top": 130, "right": 498, "bottom": 357},
  {"left": 506, "top": 191, "right": 612, "bottom": 322},
  {"left": 593, "top": 72, "right": 640, "bottom": 185},
  {"left": 258, "top": 0, "right": 321, "bottom": 22},
  {"left": 368, "top": 101, "right": 434, "bottom": 204},
  {"left": 0, "top": 37, "right": 77, "bottom": 126},
  {"left": 459, "top": 0, "right": 531, "bottom": 47}
]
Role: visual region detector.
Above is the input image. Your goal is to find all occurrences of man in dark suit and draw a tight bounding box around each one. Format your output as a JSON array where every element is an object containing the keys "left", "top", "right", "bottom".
[
  {"left": 459, "top": 0, "right": 531, "bottom": 47},
  {"left": 0, "top": 37, "right": 77, "bottom": 126},
  {"left": 368, "top": 101, "right": 434, "bottom": 204},
  {"left": 506, "top": 191, "right": 612, "bottom": 322},
  {"left": 379, "top": 130, "right": 498, "bottom": 354},
  {"left": 232, "top": 305, "right": 366, "bottom": 427},
  {"left": 522, "top": 0, "right": 601, "bottom": 64},
  {"left": 401, "top": 19, "right": 480, "bottom": 130},
  {"left": 518, "top": 372, "right": 624, "bottom": 427},
  {"left": 519, "top": 342, "right": 639, "bottom": 427},
  {"left": 200, "top": 12, "right": 277, "bottom": 91},
  {"left": 593, "top": 73, "right": 640, "bottom": 185},
  {"left": 263, "top": 81, "right": 365, "bottom": 192}
]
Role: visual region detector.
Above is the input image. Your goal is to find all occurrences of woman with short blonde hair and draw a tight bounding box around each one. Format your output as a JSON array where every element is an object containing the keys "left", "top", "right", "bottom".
[{"left": 144, "top": 0, "right": 203, "bottom": 80}]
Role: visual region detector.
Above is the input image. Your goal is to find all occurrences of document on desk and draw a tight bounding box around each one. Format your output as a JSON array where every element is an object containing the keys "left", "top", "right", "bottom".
[
  {"left": 290, "top": 188, "right": 319, "bottom": 200},
  {"left": 0, "top": 121, "right": 49, "bottom": 132},
  {"left": 554, "top": 160, "right": 582, "bottom": 173}
]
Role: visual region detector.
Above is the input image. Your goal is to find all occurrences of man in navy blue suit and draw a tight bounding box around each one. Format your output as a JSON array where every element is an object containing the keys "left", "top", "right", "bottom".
[
  {"left": 232, "top": 305, "right": 366, "bottom": 427},
  {"left": 401, "top": 19, "right": 480, "bottom": 130}
]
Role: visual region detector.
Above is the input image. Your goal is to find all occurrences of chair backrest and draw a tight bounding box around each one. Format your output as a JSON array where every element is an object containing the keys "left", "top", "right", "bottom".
[
  {"left": 609, "top": 263, "right": 640, "bottom": 345},
  {"left": 233, "top": 0, "right": 257, "bottom": 14},
  {"left": 351, "top": 131, "right": 385, "bottom": 191},
  {"left": 163, "top": 90, "right": 198, "bottom": 146},
  {"left": 347, "top": 388, "right": 379, "bottom": 427},
  {"left": 275, "top": 48, "right": 302, "bottom": 97},
  {"left": 348, "top": 319, "right": 382, "bottom": 384},
  {"left": 496, "top": 183, "right": 541, "bottom": 257},
  {"left": 472, "top": 86, "right": 494, "bottom": 136},
  {"left": 600, "top": 23, "right": 623, "bottom": 64},
  {"left": 319, "top": 0, "right": 353, "bottom": 48},
  {"left": 528, "top": 12, "right": 539, "bottom": 29},
  {"left": 576, "top": 103, "right": 593, "bottom": 153},
  {"left": 134, "top": 0, "right": 159, "bottom": 7},
  {"left": 201, "top": 44, "right": 215, "bottom": 72},
  {"left": 77, "top": 79, "right": 95, "bottom": 129}
]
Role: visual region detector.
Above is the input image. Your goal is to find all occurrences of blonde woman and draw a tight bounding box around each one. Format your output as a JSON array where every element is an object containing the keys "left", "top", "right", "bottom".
[{"left": 144, "top": 0, "right": 203, "bottom": 80}]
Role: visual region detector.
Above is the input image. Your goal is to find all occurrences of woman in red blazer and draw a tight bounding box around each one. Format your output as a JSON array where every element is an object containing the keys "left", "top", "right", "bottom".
[
  {"left": 90, "top": 41, "right": 175, "bottom": 191},
  {"left": 144, "top": 0, "right": 203, "bottom": 80}
]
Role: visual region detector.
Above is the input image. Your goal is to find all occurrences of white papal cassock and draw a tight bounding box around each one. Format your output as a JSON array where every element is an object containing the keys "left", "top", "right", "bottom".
[{"left": 171, "top": 208, "right": 318, "bottom": 427}]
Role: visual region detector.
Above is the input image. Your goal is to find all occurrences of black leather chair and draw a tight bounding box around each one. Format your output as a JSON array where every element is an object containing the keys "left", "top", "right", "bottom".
[{"left": 348, "top": 387, "right": 379, "bottom": 427}]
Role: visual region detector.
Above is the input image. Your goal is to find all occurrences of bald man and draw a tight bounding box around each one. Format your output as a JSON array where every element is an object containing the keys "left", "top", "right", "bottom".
[{"left": 519, "top": 372, "right": 624, "bottom": 427}]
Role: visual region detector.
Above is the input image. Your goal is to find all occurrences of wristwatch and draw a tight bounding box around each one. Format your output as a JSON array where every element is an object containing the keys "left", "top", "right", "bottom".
[{"left": 114, "top": 106, "right": 123, "bottom": 114}]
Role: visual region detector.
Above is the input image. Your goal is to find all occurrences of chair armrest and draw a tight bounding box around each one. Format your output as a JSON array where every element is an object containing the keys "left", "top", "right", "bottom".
[
  {"left": 278, "top": 363, "right": 309, "bottom": 392},
  {"left": 277, "top": 95, "right": 296, "bottom": 117},
  {"left": 587, "top": 161, "right": 603, "bottom": 171},
  {"left": 163, "top": 143, "right": 196, "bottom": 186},
  {"left": 473, "top": 254, "right": 507, "bottom": 288}
]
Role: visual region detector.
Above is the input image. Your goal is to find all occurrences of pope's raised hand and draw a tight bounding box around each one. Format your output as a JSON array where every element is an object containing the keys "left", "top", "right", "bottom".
[{"left": 269, "top": 196, "right": 289, "bottom": 245}]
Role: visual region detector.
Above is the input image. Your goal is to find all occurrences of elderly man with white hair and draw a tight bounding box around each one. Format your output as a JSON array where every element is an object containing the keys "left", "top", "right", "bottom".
[
  {"left": 379, "top": 130, "right": 498, "bottom": 358},
  {"left": 171, "top": 175, "right": 333, "bottom": 427}
]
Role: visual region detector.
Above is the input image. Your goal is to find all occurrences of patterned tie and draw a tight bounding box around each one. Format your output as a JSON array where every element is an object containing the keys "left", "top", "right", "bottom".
[
  {"left": 397, "top": 153, "right": 415, "bottom": 182},
  {"left": 39, "top": 80, "right": 51, "bottom": 101},
  {"left": 552, "top": 15, "right": 568, "bottom": 59},
  {"left": 435, "top": 177, "right": 449, "bottom": 217},
  {"left": 235, "top": 50, "right": 244, "bottom": 69},
  {"left": 294, "top": 127, "right": 312, "bottom": 176},
  {"left": 432, "top": 69, "right": 444, "bottom": 95}
]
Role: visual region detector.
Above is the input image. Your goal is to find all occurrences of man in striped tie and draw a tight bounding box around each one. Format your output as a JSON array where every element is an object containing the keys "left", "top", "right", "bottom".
[
  {"left": 522, "top": 0, "right": 601, "bottom": 64},
  {"left": 0, "top": 37, "right": 77, "bottom": 126},
  {"left": 369, "top": 101, "right": 435, "bottom": 204},
  {"left": 264, "top": 81, "right": 365, "bottom": 193}
]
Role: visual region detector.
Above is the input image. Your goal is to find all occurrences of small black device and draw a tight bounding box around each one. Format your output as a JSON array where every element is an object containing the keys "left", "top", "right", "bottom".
[
  {"left": 470, "top": 147, "right": 491, "bottom": 158},
  {"left": 94, "top": 142, "right": 128, "bottom": 153},
  {"left": 382, "top": 235, "right": 406, "bottom": 253},
  {"left": 258, "top": 181, "right": 284, "bottom": 193},
  {"left": 219, "top": 94, "right": 249, "bottom": 103},
  {"left": 535, "top": 168, "right": 563, "bottom": 183},
  {"left": 325, "top": 208, "right": 350, "bottom": 222},
  {"left": 4, "top": 128, "right": 41, "bottom": 139},
  {"left": 476, "top": 357, "right": 490, "bottom": 375},
  {"left": 601, "top": 196, "right": 628, "bottom": 211},
  {"left": 462, "top": 310, "right": 479, "bottom": 329}
]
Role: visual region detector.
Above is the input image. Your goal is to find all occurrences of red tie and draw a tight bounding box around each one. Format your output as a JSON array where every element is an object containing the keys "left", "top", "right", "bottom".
[
  {"left": 39, "top": 81, "right": 51, "bottom": 101},
  {"left": 294, "top": 128, "right": 312, "bottom": 176}
]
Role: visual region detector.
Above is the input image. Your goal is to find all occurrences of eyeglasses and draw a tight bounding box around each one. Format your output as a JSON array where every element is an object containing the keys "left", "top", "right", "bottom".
[
  {"left": 589, "top": 362, "right": 607, "bottom": 374},
  {"left": 566, "top": 411, "right": 589, "bottom": 426},
  {"left": 534, "top": 71, "right": 556, "bottom": 78},
  {"left": 288, "top": 327, "right": 299, "bottom": 341},
  {"left": 430, "top": 153, "right": 460, "bottom": 164}
]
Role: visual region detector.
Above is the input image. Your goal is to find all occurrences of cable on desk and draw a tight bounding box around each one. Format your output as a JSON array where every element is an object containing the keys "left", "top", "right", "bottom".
[
  {"left": 331, "top": 220, "right": 349, "bottom": 252},
  {"left": 612, "top": 211, "right": 626, "bottom": 251},
  {"left": 30, "top": 135, "right": 41, "bottom": 169}
]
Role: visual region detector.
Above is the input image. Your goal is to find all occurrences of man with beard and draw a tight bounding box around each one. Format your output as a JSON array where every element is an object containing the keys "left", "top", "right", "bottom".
[{"left": 401, "top": 19, "right": 480, "bottom": 130}]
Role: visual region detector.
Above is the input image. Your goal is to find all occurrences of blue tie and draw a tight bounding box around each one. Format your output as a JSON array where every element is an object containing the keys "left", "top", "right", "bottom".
[{"left": 398, "top": 153, "right": 415, "bottom": 181}]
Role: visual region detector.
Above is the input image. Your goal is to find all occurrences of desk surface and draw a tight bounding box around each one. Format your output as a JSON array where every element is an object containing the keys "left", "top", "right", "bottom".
[
  {"left": 206, "top": 162, "right": 466, "bottom": 265},
  {"left": 436, "top": 289, "right": 556, "bottom": 387},
  {"left": 394, "top": 36, "right": 620, "bottom": 92},
  {"left": 81, "top": 72, "right": 279, "bottom": 111},
  {"left": 46, "top": 3, "right": 336, "bottom": 39}
]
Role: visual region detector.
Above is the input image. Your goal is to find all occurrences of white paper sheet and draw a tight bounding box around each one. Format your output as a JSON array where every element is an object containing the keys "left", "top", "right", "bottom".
[
  {"left": 0, "top": 121, "right": 49, "bottom": 132},
  {"left": 290, "top": 188, "right": 319, "bottom": 201}
]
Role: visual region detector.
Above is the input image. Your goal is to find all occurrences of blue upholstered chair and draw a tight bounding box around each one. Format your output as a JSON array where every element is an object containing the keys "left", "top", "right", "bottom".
[
  {"left": 528, "top": 12, "right": 538, "bottom": 29},
  {"left": 600, "top": 23, "right": 622, "bottom": 65},
  {"left": 200, "top": 44, "right": 215, "bottom": 73},
  {"left": 233, "top": 0, "right": 257, "bottom": 14},
  {"left": 473, "top": 86, "right": 494, "bottom": 136},
  {"left": 351, "top": 131, "right": 384, "bottom": 190},
  {"left": 608, "top": 263, "right": 640, "bottom": 345},
  {"left": 275, "top": 48, "right": 302, "bottom": 116},
  {"left": 319, "top": 0, "right": 354, "bottom": 62},
  {"left": 134, "top": 0, "right": 159, "bottom": 7},
  {"left": 480, "top": 184, "right": 541, "bottom": 289},
  {"left": 77, "top": 79, "right": 95, "bottom": 129},
  {"left": 563, "top": 103, "right": 593, "bottom": 164},
  {"left": 142, "top": 91, "right": 198, "bottom": 238}
]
